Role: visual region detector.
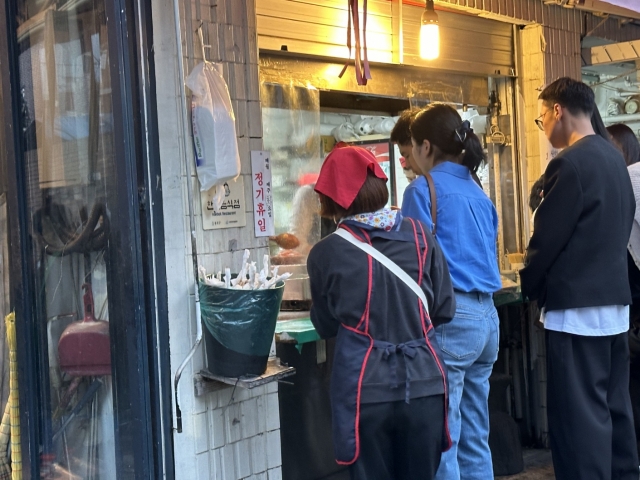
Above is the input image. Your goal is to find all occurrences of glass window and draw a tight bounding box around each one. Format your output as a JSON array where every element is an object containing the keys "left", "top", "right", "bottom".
[
  {"left": 261, "top": 82, "right": 322, "bottom": 259},
  {"left": 0, "top": 66, "right": 11, "bottom": 448},
  {"left": 15, "top": 0, "right": 119, "bottom": 476}
]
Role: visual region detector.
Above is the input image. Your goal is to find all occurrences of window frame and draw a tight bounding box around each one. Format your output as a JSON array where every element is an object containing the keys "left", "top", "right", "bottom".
[{"left": 0, "top": 0, "right": 174, "bottom": 475}]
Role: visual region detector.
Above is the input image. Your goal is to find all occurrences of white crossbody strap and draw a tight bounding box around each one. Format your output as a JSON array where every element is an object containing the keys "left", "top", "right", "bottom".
[{"left": 334, "top": 228, "right": 429, "bottom": 315}]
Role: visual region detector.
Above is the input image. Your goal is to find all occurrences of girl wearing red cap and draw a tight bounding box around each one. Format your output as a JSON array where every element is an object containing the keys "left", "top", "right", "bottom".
[
  {"left": 403, "top": 103, "right": 501, "bottom": 480},
  {"left": 307, "top": 146, "right": 456, "bottom": 479}
]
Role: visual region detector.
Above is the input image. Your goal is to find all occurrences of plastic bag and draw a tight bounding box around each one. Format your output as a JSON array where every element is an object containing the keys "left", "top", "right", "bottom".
[
  {"left": 186, "top": 62, "right": 241, "bottom": 206},
  {"left": 199, "top": 279, "right": 284, "bottom": 358}
]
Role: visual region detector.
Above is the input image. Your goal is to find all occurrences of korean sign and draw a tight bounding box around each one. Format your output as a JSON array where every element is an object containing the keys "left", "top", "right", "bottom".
[
  {"left": 201, "top": 176, "right": 247, "bottom": 230},
  {"left": 251, "top": 151, "right": 275, "bottom": 237}
]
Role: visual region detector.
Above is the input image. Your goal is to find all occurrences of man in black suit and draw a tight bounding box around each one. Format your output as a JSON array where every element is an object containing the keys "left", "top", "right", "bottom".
[{"left": 520, "top": 77, "right": 639, "bottom": 479}]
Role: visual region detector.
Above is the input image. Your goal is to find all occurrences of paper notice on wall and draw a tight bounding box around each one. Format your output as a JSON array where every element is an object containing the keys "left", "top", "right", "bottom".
[
  {"left": 251, "top": 151, "right": 275, "bottom": 237},
  {"left": 201, "top": 176, "right": 247, "bottom": 230}
]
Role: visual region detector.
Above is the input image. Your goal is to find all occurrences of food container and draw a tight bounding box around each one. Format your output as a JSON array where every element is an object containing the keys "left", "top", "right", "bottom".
[{"left": 280, "top": 264, "right": 311, "bottom": 301}]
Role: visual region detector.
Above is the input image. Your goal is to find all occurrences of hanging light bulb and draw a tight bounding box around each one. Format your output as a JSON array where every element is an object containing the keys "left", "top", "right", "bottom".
[{"left": 420, "top": 0, "right": 439, "bottom": 60}]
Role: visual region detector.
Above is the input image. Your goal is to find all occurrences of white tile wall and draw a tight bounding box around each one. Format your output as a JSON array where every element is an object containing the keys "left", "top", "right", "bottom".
[
  {"left": 196, "top": 451, "right": 212, "bottom": 480},
  {"left": 265, "top": 430, "right": 282, "bottom": 470},
  {"left": 267, "top": 467, "right": 283, "bottom": 480},
  {"left": 241, "top": 398, "right": 260, "bottom": 439},
  {"left": 152, "top": 0, "right": 282, "bottom": 477},
  {"left": 154, "top": 1, "right": 640, "bottom": 477},
  {"left": 210, "top": 409, "right": 227, "bottom": 449},
  {"left": 250, "top": 433, "right": 268, "bottom": 474},
  {"left": 194, "top": 412, "right": 211, "bottom": 454},
  {"left": 265, "top": 393, "right": 280, "bottom": 433},
  {"left": 235, "top": 438, "right": 254, "bottom": 478},
  {"left": 224, "top": 403, "right": 244, "bottom": 445},
  {"left": 222, "top": 444, "right": 237, "bottom": 480}
]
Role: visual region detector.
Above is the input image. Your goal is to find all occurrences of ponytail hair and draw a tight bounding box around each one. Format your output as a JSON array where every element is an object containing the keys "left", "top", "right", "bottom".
[
  {"left": 410, "top": 103, "right": 486, "bottom": 173},
  {"left": 457, "top": 121, "right": 486, "bottom": 173}
]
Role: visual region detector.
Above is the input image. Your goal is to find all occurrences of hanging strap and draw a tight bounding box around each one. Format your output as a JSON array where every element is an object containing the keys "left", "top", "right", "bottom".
[
  {"left": 425, "top": 173, "right": 437, "bottom": 236},
  {"left": 361, "top": 0, "right": 371, "bottom": 83},
  {"left": 338, "top": 0, "right": 371, "bottom": 86},
  {"left": 334, "top": 228, "right": 429, "bottom": 315}
]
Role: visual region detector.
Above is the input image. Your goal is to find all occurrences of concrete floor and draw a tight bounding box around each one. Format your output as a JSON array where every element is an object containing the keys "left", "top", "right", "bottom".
[
  {"left": 496, "top": 449, "right": 554, "bottom": 480},
  {"left": 323, "top": 449, "right": 556, "bottom": 480},
  {"left": 326, "top": 448, "right": 640, "bottom": 480}
]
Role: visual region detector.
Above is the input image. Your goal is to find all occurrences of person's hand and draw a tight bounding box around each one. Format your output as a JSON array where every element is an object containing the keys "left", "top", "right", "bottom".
[{"left": 390, "top": 206, "right": 401, "bottom": 211}]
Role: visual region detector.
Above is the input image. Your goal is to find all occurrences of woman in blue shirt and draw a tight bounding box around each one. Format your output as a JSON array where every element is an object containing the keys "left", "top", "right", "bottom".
[{"left": 402, "top": 103, "right": 502, "bottom": 480}]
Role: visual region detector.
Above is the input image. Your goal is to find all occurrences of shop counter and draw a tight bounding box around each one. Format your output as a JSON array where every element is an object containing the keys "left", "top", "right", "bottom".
[
  {"left": 275, "top": 279, "right": 522, "bottom": 348},
  {"left": 275, "top": 319, "right": 346, "bottom": 480},
  {"left": 275, "top": 316, "right": 319, "bottom": 349}
]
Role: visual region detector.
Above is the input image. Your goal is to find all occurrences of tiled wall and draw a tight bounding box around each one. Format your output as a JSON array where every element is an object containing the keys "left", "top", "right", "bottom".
[
  {"left": 197, "top": 383, "right": 282, "bottom": 479},
  {"left": 152, "top": 0, "right": 280, "bottom": 477}
]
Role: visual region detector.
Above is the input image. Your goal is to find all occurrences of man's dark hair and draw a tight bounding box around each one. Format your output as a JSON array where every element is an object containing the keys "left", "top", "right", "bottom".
[
  {"left": 539, "top": 77, "right": 595, "bottom": 117},
  {"left": 529, "top": 176, "right": 544, "bottom": 213},
  {"left": 591, "top": 107, "right": 612, "bottom": 142},
  {"left": 390, "top": 108, "right": 421, "bottom": 146},
  {"left": 319, "top": 173, "right": 388, "bottom": 219}
]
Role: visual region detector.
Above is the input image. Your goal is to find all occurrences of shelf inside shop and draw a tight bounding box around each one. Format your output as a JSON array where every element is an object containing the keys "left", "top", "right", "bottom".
[{"left": 194, "top": 360, "right": 296, "bottom": 397}]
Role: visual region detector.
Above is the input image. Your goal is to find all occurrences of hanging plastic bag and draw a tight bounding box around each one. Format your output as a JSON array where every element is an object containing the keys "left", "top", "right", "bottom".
[{"left": 186, "top": 62, "right": 241, "bottom": 208}]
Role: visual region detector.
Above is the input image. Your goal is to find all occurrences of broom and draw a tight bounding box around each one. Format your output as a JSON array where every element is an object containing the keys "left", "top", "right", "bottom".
[
  {"left": 6, "top": 313, "right": 20, "bottom": 480},
  {"left": 0, "top": 401, "right": 11, "bottom": 479}
]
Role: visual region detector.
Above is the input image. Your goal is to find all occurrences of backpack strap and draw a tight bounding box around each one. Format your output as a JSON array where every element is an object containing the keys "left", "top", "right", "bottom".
[{"left": 334, "top": 228, "right": 429, "bottom": 315}]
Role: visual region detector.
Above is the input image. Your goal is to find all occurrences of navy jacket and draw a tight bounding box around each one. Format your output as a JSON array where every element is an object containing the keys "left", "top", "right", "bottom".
[
  {"left": 521, "top": 135, "right": 635, "bottom": 311},
  {"left": 307, "top": 216, "right": 456, "bottom": 403}
]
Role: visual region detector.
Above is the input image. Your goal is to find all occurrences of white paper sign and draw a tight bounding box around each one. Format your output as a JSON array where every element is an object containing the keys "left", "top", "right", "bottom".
[
  {"left": 251, "top": 151, "right": 275, "bottom": 237},
  {"left": 201, "top": 176, "right": 247, "bottom": 230}
]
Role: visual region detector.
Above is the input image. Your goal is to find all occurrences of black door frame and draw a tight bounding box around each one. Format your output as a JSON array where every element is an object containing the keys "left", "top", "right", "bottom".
[{"left": 0, "top": 0, "right": 174, "bottom": 475}]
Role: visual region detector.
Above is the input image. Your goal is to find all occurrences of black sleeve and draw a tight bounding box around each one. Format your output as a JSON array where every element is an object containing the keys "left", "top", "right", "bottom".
[
  {"left": 307, "top": 244, "right": 341, "bottom": 339},
  {"left": 520, "top": 156, "right": 583, "bottom": 301},
  {"left": 426, "top": 233, "right": 456, "bottom": 327}
]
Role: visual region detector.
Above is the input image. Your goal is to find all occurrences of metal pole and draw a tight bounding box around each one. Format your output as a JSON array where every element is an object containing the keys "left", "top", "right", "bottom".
[{"left": 171, "top": 0, "right": 203, "bottom": 434}]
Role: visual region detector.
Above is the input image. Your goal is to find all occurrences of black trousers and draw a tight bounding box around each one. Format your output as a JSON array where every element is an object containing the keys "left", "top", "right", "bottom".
[
  {"left": 349, "top": 395, "right": 444, "bottom": 480},
  {"left": 546, "top": 330, "right": 639, "bottom": 480},
  {"left": 630, "top": 354, "right": 640, "bottom": 463}
]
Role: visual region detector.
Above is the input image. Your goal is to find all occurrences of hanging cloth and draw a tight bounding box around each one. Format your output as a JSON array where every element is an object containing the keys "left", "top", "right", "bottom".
[{"left": 339, "top": 0, "right": 372, "bottom": 86}]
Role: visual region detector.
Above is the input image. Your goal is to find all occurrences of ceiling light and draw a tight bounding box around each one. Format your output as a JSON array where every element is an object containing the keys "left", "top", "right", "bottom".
[{"left": 420, "top": 0, "right": 440, "bottom": 60}]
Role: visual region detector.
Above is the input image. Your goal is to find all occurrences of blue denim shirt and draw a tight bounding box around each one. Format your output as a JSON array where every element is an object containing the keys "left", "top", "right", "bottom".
[{"left": 401, "top": 161, "right": 501, "bottom": 293}]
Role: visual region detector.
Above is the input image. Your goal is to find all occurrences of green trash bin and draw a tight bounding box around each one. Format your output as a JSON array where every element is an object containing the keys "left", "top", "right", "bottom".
[{"left": 199, "top": 279, "right": 285, "bottom": 377}]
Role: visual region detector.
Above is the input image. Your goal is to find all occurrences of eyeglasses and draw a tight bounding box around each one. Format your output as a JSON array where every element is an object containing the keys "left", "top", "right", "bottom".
[{"left": 535, "top": 110, "right": 550, "bottom": 131}]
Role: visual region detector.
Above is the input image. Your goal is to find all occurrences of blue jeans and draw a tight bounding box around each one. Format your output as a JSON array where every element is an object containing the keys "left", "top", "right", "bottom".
[{"left": 434, "top": 292, "right": 499, "bottom": 480}]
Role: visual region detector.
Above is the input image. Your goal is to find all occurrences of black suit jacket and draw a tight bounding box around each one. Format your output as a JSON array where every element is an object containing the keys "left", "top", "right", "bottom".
[{"left": 520, "top": 135, "right": 635, "bottom": 311}]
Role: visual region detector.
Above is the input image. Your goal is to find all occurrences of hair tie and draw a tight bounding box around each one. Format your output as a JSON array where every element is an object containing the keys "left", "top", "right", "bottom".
[{"left": 455, "top": 120, "right": 473, "bottom": 144}]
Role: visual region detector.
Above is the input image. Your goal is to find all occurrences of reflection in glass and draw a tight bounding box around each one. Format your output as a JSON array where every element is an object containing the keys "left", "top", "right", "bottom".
[
  {"left": 16, "top": 0, "right": 116, "bottom": 476},
  {"left": 261, "top": 83, "right": 322, "bottom": 260},
  {"left": 0, "top": 61, "right": 12, "bottom": 478}
]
